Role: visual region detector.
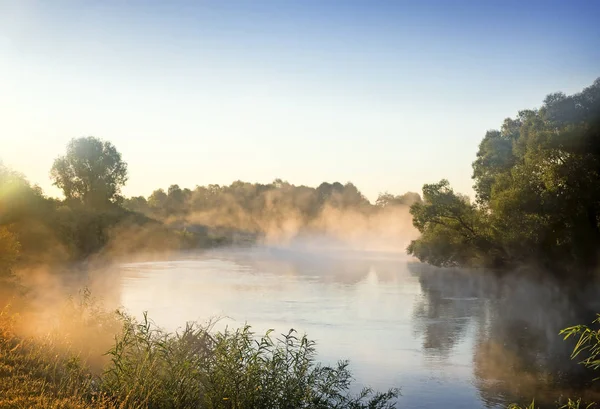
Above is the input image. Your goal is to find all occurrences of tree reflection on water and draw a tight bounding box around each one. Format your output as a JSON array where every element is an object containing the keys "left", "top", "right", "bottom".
[{"left": 408, "top": 262, "right": 600, "bottom": 407}]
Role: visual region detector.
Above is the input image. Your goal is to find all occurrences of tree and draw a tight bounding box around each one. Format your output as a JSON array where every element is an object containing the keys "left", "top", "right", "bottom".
[
  {"left": 166, "top": 184, "right": 189, "bottom": 215},
  {"left": 410, "top": 78, "right": 600, "bottom": 273},
  {"left": 0, "top": 227, "right": 19, "bottom": 278},
  {"left": 123, "top": 196, "right": 149, "bottom": 214},
  {"left": 147, "top": 188, "right": 168, "bottom": 218},
  {"left": 0, "top": 164, "right": 46, "bottom": 224},
  {"left": 407, "top": 180, "right": 497, "bottom": 268},
  {"left": 376, "top": 192, "right": 422, "bottom": 208},
  {"left": 472, "top": 126, "right": 518, "bottom": 206},
  {"left": 50, "top": 137, "right": 128, "bottom": 208}
]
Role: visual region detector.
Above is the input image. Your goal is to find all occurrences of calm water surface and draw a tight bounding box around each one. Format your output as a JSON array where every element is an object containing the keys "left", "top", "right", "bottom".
[{"left": 112, "top": 247, "right": 600, "bottom": 408}]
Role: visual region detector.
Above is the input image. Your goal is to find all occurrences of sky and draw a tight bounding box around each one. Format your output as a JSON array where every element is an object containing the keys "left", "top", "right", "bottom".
[{"left": 1, "top": 0, "right": 599, "bottom": 202}]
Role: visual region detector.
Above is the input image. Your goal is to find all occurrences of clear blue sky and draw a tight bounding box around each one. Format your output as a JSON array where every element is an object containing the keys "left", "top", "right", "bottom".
[{"left": 1, "top": 0, "right": 599, "bottom": 201}]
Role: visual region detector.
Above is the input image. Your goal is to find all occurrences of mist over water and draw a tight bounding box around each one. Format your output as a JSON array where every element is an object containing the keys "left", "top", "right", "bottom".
[{"left": 67, "top": 242, "right": 600, "bottom": 409}]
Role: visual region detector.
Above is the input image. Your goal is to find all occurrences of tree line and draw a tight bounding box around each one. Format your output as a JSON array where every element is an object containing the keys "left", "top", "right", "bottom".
[
  {"left": 123, "top": 179, "right": 421, "bottom": 238},
  {"left": 8, "top": 78, "right": 597, "bottom": 279},
  {"left": 0, "top": 136, "right": 420, "bottom": 282},
  {"left": 408, "top": 78, "right": 600, "bottom": 275}
]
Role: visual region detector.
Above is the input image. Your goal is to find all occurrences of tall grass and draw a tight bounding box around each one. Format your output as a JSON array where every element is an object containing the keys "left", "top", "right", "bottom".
[
  {"left": 561, "top": 315, "right": 600, "bottom": 376},
  {"left": 102, "top": 313, "right": 399, "bottom": 409},
  {"left": 508, "top": 399, "right": 596, "bottom": 409},
  {"left": 0, "top": 305, "right": 113, "bottom": 408},
  {"left": 0, "top": 291, "right": 399, "bottom": 409}
]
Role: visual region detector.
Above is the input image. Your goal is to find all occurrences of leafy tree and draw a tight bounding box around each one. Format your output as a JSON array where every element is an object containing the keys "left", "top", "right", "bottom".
[
  {"left": 409, "top": 78, "right": 600, "bottom": 273},
  {"left": 50, "top": 137, "right": 128, "bottom": 208},
  {"left": 340, "top": 182, "right": 370, "bottom": 208},
  {"left": 0, "top": 164, "right": 70, "bottom": 264},
  {"left": 472, "top": 127, "right": 518, "bottom": 205},
  {"left": 123, "top": 196, "right": 149, "bottom": 214},
  {"left": 316, "top": 182, "right": 344, "bottom": 207},
  {"left": 407, "top": 180, "right": 497, "bottom": 267},
  {"left": 0, "top": 227, "right": 19, "bottom": 278},
  {"left": 166, "top": 184, "right": 188, "bottom": 215},
  {"left": 376, "top": 192, "right": 422, "bottom": 208},
  {"left": 486, "top": 79, "right": 600, "bottom": 270},
  {"left": 148, "top": 188, "right": 168, "bottom": 210}
]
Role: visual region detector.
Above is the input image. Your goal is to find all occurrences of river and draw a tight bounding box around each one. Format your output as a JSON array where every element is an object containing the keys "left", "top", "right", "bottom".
[{"left": 106, "top": 246, "right": 600, "bottom": 408}]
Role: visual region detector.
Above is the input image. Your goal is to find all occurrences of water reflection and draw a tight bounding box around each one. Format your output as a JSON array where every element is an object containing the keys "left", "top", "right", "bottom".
[
  {"left": 211, "top": 246, "right": 405, "bottom": 285},
  {"left": 410, "top": 265, "right": 485, "bottom": 358},
  {"left": 408, "top": 262, "right": 600, "bottom": 407}
]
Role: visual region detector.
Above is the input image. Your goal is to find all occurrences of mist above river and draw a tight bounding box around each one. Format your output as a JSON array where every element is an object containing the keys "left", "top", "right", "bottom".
[{"left": 66, "top": 245, "right": 599, "bottom": 409}]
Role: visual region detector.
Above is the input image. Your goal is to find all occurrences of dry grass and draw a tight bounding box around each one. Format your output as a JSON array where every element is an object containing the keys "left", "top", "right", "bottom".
[{"left": 0, "top": 306, "right": 114, "bottom": 409}]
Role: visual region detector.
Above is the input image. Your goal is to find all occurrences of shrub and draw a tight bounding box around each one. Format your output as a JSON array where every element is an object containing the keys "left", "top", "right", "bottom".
[{"left": 102, "top": 313, "right": 400, "bottom": 409}]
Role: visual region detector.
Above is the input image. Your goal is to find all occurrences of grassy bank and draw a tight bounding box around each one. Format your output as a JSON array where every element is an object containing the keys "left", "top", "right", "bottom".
[{"left": 0, "top": 292, "right": 399, "bottom": 409}]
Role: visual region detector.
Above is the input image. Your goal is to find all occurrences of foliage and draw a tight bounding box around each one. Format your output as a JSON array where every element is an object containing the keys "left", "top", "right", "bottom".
[
  {"left": 50, "top": 137, "right": 128, "bottom": 208},
  {"left": 0, "top": 163, "right": 205, "bottom": 268},
  {"left": 407, "top": 180, "right": 500, "bottom": 268},
  {"left": 408, "top": 78, "right": 600, "bottom": 273},
  {"left": 102, "top": 313, "right": 399, "bottom": 409},
  {"left": 375, "top": 192, "right": 421, "bottom": 208},
  {"left": 124, "top": 179, "right": 419, "bottom": 240},
  {"left": 2, "top": 135, "right": 421, "bottom": 268},
  {"left": 561, "top": 315, "right": 600, "bottom": 375},
  {"left": 0, "top": 227, "right": 19, "bottom": 277}
]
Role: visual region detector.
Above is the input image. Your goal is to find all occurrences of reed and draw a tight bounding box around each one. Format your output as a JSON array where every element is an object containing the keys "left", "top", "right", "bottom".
[
  {"left": 102, "top": 313, "right": 399, "bottom": 408},
  {"left": 0, "top": 292, "right": 399, "bottom": 409}
]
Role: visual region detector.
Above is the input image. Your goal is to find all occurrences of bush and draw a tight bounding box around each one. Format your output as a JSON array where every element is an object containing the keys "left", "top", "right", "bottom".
[{"left": 102, "top": 313, "right": 399, "bottom": 409}]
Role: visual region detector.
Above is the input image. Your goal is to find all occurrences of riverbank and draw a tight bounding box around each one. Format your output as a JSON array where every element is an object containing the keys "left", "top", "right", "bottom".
[{"left": 0, "top": 291, "right": 399, "bottom": 409}]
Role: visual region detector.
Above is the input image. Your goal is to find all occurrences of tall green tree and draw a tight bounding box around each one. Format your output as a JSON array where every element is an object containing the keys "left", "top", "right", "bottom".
[
  {"left": 489, "top": 81, "right": 600, "bottom": 269},
  {"left": 408, "top": 78, "right": 600, "bottom": 273},
  {"left": 50, "top": 137, "right": 128, "bottom": 208}
]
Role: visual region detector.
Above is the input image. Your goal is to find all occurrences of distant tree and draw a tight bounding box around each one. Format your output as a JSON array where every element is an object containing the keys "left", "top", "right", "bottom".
[
  {"left": 168, "top": 184, "right": 182, "bottom": 199},
  {"left": 376, "top": 192, "right": 422, "bottom": 208},
  {"left": 273, "top": 178, "right": 286, "bottom": 189},
  {"left": 124, "top": 177, "right": 415, "bottom": 243},
  {"left": 316, "top": 182, "right": 346, "bottom": 208},
  {"left": 123, "top": 196, "right": 149, "bottom": 214},
  {"left": 375, "top": 193, "right": 396, "bottom": 208},
  {"left": 50, "top": 137, "right": 128, "bottom": 208},
  {"left": 148, "top": 189, "right": 168, "bottom": 212},
  {"left": 400, "top": 192, "right": 423, "bottom": 206},
  {"left": 340, "top": 182, "right": 370, "bottom": 208},
  {"left": 166, "top": 184, "right": 190, "bottom": 215},
  {"left": 0, "top": 226, "right": 19, "bottom": 278},
  {"left": 0, "top": 164, "right": 46, "bottom": 223}
]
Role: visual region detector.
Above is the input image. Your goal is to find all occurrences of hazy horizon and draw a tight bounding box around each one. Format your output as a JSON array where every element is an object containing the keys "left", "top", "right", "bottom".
[{"left": 2, "top": 0, "right": 599, "bottom": 201}]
